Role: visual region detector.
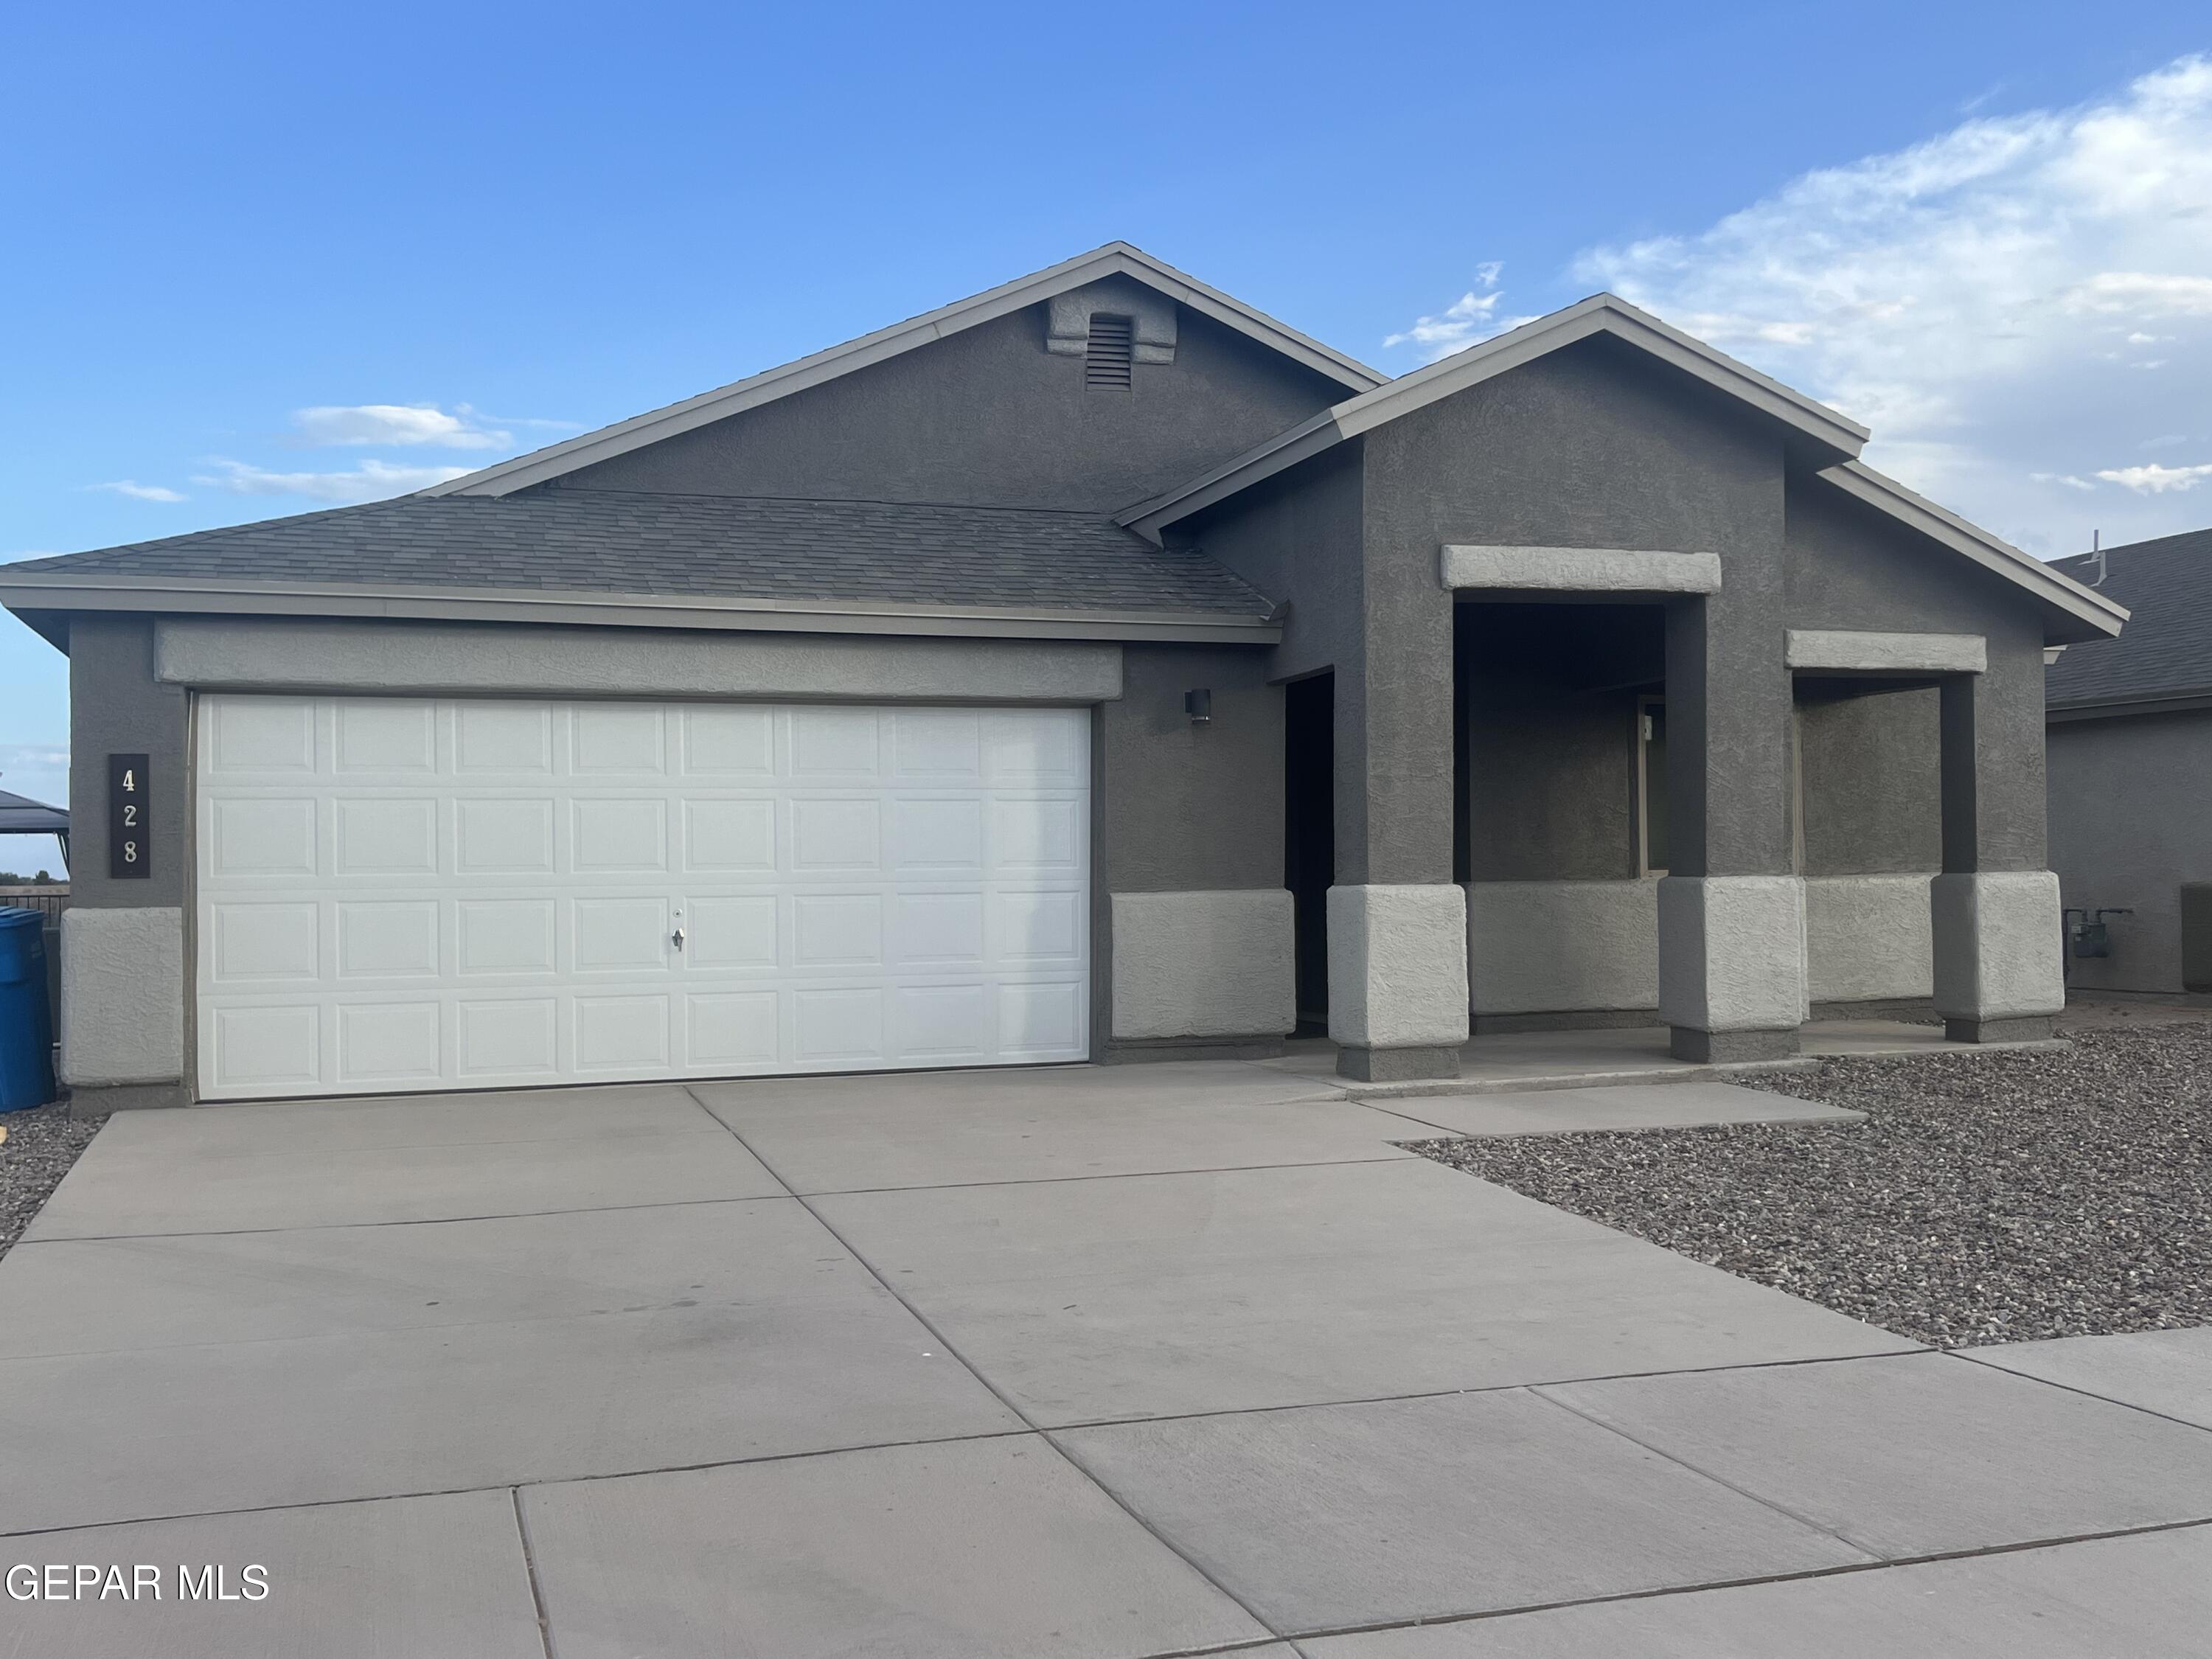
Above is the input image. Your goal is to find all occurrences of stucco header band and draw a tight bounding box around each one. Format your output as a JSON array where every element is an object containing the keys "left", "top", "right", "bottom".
[
  {"left": 1439, "top": 546, "right": 1723, "bottom": 594},
  {"left": 1786, "top": 629, "right": 1986, "bottom": 675},
  {"left": 155, "top": 619, "right": 1126, "bottom": 704}
]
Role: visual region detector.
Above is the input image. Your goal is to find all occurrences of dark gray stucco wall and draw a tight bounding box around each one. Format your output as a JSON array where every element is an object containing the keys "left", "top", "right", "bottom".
[
  {"left": 1099, "top": 644, "right": 1284, "bottom": 894},
  {"left": 1456, "top": 603, "right": 1661, "bottom": 883},
  {"left": 2047, "top": 709, "right": 2212, "bottom": 992},
  {"left": 1796, "top": 686, "right": 1942, "bottom": 876},
  {"left": 69, "top": 614, "right": 189, "bottom": 910},
  {"left": 550, "top": 282, "right": 1350, "bottom": 512},
  {"left": 1786, "top": 479, "right": 2051, "bottom": 872},
  {"left": 1367, "top": 338, "right": 1790, "bottom": 883}
]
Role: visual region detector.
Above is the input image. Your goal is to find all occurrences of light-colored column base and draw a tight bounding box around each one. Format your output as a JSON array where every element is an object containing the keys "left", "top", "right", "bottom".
[
  {"left": 59, "top": 906, "right": 186, "bottom": 1090},
  {"left": 1658, "top": 875, "right": 1806, "bottom": 1062},
  {"left": 1110, "top": 889, "right": 1295, "bottom": 1043},
  {"left": 1328, "top": 883, "right": 1469, "bottom": 1081},
  {"left": 1931, "top": 871, "right": 2064, "bottom": 1037}
]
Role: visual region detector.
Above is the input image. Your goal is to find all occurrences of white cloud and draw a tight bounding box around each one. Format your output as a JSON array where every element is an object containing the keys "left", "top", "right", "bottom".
[
  {"left": 194, "top": 458, "right": 473, "bottom": 503},
  {"left": 292, "top": 403, "right": 511, "bottom": 450},
  {"left": 1385, "top": 263, "right": 1542, "bottom": 360},
  {"left": 88, "top": 480, "right": 187, "bottom": 503},
  {"left": 2096, "top": 461, "right": 2212, "bottom": 493},
  {"left": 1533, "top": 54, "right": 2212, "bottom": 556}
]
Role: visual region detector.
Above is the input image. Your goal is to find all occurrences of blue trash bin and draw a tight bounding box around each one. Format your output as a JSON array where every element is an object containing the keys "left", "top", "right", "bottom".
[{"left": 0, "top": 908, "right": 58, "bottom": 1110}]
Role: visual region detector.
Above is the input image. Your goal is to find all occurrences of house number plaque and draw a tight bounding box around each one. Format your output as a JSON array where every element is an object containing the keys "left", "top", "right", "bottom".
[{"left": 108, "top": 753, "right": 150, "bottom": 880}]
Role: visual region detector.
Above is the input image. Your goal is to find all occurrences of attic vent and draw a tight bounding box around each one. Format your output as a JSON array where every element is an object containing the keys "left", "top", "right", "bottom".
[{"left": 1085, "top": 314, "right": 1135, "bottom": 388}]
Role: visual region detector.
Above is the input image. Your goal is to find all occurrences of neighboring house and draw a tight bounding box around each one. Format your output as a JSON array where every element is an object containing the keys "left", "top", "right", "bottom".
[
  {"left": 2046, "top": 528, "right": 2212, "bottom": 993},
  {"left": 0, "top": 243, "right": 2125, "bottom": 1110}
]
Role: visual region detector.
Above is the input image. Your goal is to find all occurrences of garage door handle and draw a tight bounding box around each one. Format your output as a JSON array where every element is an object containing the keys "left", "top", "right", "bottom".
[{"left": 671, "top": 927, "right": 686, "bottom": 951}]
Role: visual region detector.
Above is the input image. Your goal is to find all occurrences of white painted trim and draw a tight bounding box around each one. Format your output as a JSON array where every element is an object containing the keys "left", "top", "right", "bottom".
[
  {"left": 1116, "top": 292, "right": 1870, "bottom": 540},
  {"left": 1785, "top": 629, "right": 1986, "bottom": 675},
  {"left": 422, "top": 244, "right": 1382, "bottom": 498},
  {"left": 1440, "top": 545, "right": 1722, "bottom": 594},
  {"left": 1817, "top": 462, "right": 2127, "bottom": 642},
  {"left": 0, "top": 571, "right": 1279, "bottom": 646}
]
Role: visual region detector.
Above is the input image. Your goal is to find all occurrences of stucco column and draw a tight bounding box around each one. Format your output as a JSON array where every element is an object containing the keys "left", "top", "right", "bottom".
[
  {"left": 1657, "top": 592, "right": 1806, "bottom": 1062},
  {"left": 1933, "top": 667, "right": 2062, "bottom": 1041},
  {"left": 1327, "top": 566, "right": 1467, "bottom": 1082}
]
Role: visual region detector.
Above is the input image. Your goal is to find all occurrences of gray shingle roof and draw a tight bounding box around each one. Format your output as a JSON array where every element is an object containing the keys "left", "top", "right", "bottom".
[
  {"left": 2048, "top": 528, "right": 2212, "bottom": 710},
  {"left": 7, "top": 490, "right": 1274, "bottom": 616}
]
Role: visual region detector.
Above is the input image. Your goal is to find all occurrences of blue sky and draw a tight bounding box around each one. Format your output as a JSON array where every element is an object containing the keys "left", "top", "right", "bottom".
[{"left": 5, "top": 1, "right": 2212, "bottom": 872}]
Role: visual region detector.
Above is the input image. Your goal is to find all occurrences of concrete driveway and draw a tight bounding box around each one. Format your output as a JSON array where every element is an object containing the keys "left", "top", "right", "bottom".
[{"left": 4, "top": 1060, "right": 2212, "bottom": 1656}]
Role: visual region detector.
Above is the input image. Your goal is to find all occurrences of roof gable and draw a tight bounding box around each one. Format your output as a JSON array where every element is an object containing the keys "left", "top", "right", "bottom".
[
  {"left": 1115, "top": 293, "right": 1872, "bottom": 540},
  {"left": 425, "top": 243, "right": 1385, "bottom": 500},
  {"left": 1118, "top": 292, "right": 2124, "bottom": 644}
]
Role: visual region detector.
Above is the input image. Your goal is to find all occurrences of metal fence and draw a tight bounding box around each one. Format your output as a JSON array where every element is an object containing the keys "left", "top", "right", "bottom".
[{"left": 0, "top": 884, "right": 69, "bottom": 922}]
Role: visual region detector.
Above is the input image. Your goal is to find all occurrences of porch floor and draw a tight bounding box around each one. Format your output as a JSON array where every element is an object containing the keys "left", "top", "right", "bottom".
[{"left": 1262, "top": 1019, "right": 2065, "bottom": 1100}]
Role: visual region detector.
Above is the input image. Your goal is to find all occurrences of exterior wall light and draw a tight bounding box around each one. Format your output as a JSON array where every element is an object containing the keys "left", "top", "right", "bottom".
[{"left": 1183, "top": 689, "right": 1212, "bottom": 725}]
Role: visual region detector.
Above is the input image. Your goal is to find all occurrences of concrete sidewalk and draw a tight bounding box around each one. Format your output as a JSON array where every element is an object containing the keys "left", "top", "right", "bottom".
[{"left": 2, "top": 1060, "right": 2208, "bottom": 1656}]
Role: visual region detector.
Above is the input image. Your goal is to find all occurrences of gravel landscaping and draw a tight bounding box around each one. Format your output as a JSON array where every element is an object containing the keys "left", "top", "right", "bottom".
[
  {"left": 1411, "top": 1023, "right": 2212, "bottom": 1348},
  {"left": 0, "top": 1102, "right": 100, "bottom": 1259}
]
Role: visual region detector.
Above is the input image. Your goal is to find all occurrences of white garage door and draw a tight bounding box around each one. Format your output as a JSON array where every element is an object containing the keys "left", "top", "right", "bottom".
[{"left": 193, "top": 695, "right": 1091, "bottom": 1100}]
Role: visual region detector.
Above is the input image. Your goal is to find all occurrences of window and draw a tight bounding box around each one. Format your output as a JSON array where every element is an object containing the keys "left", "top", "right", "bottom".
[
  {"left": 1635, "top": 695, "right": 1668, "bottom": 874},
  {"left": 1084, "top": 313, "right": 1135, "bottom": 389}
]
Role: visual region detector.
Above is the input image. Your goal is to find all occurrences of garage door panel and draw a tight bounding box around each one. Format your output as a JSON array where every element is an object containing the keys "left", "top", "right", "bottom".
[
  {"left": 999, "top": 981, "right": 1087, "bottom": 1060},
  {"left": 456, "top": 998, "right": 560, "bottom": 1079},
  {"left": 453, "top": 899, "right": 555, "bottom": 976},
  {"left": 197, "top": 697, "right": 1088, "bottom": 1099},
  {"left": 889, "top": 797, "right": 986, "bottom": 872},
  {"left": 209, "top": 901, "right": 321, "bottom": 984},
  {"left": 681, "top": 706, "right": 776, "bottom": 776},
  {"left": 335, "top": 700, "right": 437, "bottom": 774},
  {"left": 334, "top": 796, "right": 439, "bottom": 876},
  {"left": 992, "top": 891, "right": 1085, "bottom": 966},
  {"left": 209, "top": 797, "right": 319, "bottom": 877},
  {"left": 993, "top": 797, "right": 1084, "bottom": 872},
  {"left": 574, "top": 897, "right": 672, "bottom": 973},
  {"left": 790, "top": 708, "right": 883, "bottom": 777},
  {"left": 888, "top": 893, "right": 986, "bottom": 967},
  {"left": 572, "top": 799, "right": 669, "bottom": 874},
  {"left": 455, "top": 798, "right": 557, "bottom": 874},
  {"left": 211, "top": 1004, "right": 322, "bottom": 1091},
  {"left": 455, "top": 703, "right": 554, "bottom": 773},
  {"left": 686, "top": 896, "right": 779, "bottom": 970},
  {"left": 572, "top": 705, "right": 667, "bottom": 775},
  {"left": 684, "top": 799, "right": 776, "bottom": 872},
  {"left": 889, "top": 710, "right": 984, "bottom": 781},
  {"left": 793, "top": 987, "right": 886, "bottom": 1063},
  {"left": 686, "top": 991, "right": 781, "bottom": 1067},
  {"left": 891, "top": 984, "right": 992, "bottom": 1061},
  {"left": 210, "top": 697, "right": 317, "bottom": 775},
  {"left": 789, "top": 798, "right": 883, "bottom": 872},
  {"left": 337, "top": 1001, "right": 443, "bottom": 1086}
]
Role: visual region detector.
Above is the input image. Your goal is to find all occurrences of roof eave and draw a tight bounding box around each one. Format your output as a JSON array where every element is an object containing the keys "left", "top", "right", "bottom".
[
  {"left": 1118, "top": 294, "right": 1872, "bottom": 543},
  {"left": 0, "top": 570, "right": 1281, "bottom": 647},
  {"left": 423, "top": 243, "right": 1385, "bottom": 501}
]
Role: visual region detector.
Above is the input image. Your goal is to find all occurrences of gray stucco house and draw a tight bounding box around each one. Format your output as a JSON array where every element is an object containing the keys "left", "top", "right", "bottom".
[
  {"left": 0, "top": 243, "right": 2126, "bottom": 1110},
  {"left": 2046, "top": 528, "right": 2211, "bottom": 992}
]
